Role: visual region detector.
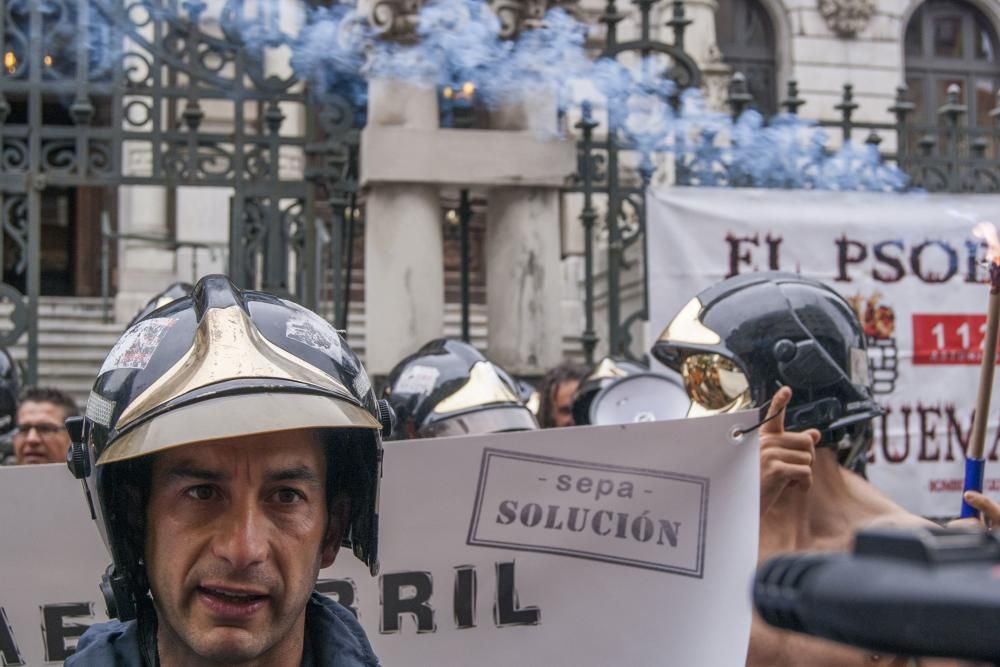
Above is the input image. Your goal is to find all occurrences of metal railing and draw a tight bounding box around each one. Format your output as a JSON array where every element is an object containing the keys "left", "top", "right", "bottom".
[
  {"left": 100, "top": 212, "right": 228, "bottom": 323},
  {"left": 568, "top": 0, "right": 1000, "bottom": 363}
]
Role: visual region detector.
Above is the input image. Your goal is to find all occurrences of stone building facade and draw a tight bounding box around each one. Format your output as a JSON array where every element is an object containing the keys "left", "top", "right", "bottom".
[{"left": 103, "top": 0, "right": 1000, "bottom": 376}]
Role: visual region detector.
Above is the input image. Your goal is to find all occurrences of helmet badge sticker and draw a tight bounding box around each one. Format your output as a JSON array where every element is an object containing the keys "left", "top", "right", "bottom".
[
  {"left": 99, "top": 317, "right": 178, "bottom": 375},
  {"left": 353, "top": 367, "right": 372, "bottom": 398},
  {"left": 396, "top": 365, "right": 441, "bottom": 395},
  {"left": 285, "top": 311, "right": 344, "bottom": 363}
]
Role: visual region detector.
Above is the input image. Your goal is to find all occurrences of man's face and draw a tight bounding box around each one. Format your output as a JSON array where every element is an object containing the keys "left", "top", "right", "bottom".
[
  {"left": 14, "top": 401, "right": 70, "bottom": 464},
  {"left": 552, "top": 379, "right": 580, "bottom": 428},
  {"left": 145, "top": 429, "right": 347, "bottom": 665}
]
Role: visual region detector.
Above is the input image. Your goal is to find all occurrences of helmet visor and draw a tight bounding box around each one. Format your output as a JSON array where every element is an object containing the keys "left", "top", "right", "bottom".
[
  {"left": 681, "top": 353, "right": 752, "bottom": 416},
  {"left": 98, "top": 391, "right": 381, "bottom": 465},
  {"left": 419, "top": 405, "right": 539, "bottom": 439}
]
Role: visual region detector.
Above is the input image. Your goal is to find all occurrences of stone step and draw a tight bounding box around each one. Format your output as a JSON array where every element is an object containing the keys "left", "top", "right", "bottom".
[
  {"left": 9, "top": 348, "right": 111, "bottom": 363},
  {"left": 35, "top": 298, "right": 109, "bottom": 315},
  {"left": 34, "top": 297, "right": 106, "bottom": 307},
  {"left": 21, "top": 332, "right": 122, "bottom": 349},
  {"left": 32, "top": 309, "right": 113, "bottom": 322},
  {"left": 36, "top": 366, "right": 106, "bottom": 381},
  {"left": 32, "top": 321, "right": 124, "bottom": 334}
]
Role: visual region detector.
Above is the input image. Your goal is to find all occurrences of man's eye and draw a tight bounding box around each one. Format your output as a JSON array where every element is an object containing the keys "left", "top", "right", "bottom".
[
  {"left": 274, "top": 489, "right": 304, "bottom": 504},
  {"left": 185, "top": 486, "right": 216, "bottom": 501}
]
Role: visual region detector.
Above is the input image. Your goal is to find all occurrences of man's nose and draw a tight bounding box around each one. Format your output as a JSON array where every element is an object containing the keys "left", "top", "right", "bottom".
[
  {"left": 211, "top": 501, "right": 269, "bottom": 569},
  {"left": 23, "top": 426, "right": 42, "bottom": 444}
]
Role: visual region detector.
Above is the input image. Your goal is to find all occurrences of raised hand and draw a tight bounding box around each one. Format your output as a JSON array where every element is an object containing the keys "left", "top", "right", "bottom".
[{"left": 759, "top": 387, "right": 821, "bottom": 515}]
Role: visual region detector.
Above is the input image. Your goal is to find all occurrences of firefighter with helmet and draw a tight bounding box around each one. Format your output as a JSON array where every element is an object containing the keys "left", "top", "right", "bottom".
[
  {"left": 382, "top": 338, "right": 539, "bottom": 439},
  {"left": 654, "top": 272, "right": 951, "bottom": 666},
  {"left": 66, "top": 275, "right": 390, "bottom": 666}
]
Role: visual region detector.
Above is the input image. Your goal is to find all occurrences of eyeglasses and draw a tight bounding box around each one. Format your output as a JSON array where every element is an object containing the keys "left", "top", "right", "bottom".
[
  {"left": 13, "top": 423, "right": 67, "bottom": 438},
  {"left": 680, "top": 353, "right": 752, "bottom": 414}
]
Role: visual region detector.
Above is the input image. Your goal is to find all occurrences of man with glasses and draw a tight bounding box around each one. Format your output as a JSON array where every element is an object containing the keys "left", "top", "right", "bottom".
[{"left": 13, "top": 386, "right": 78, "bottom": 465}]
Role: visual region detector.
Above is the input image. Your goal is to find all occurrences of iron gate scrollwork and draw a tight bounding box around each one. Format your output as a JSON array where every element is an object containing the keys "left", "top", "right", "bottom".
[
  {"left": 0, "top": 0, "right": 360, "bottom": 382},
  {"left": 568, "top": 0, "right": 700, "bottom": 364}
]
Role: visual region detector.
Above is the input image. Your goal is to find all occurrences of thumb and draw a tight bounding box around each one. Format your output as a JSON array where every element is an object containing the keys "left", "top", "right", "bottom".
[{"left": 759, "top": 386, "right": 791, "bottom": 436}]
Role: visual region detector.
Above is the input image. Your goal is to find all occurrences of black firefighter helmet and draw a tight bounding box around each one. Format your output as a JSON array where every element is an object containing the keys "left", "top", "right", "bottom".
[
  {"left": 651, "top": 272, "right": 882, "bottom": 467},
  {"left": 67, "top": 275, "right": 391, "bottom": 624},
  {"left": 127, "top": 281, "right": 193, "bottom": 328},
  {"left": 382, "top": 338, "right": 538, "bottom": 439}
]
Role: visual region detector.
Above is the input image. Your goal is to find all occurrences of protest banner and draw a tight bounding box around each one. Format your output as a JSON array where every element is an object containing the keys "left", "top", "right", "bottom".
[
  {"left": 0, "top": 412, "right": 758, "bottom": 665},
  {"left": 647, "top": 186, "right": 1000, "bottom": 518}
]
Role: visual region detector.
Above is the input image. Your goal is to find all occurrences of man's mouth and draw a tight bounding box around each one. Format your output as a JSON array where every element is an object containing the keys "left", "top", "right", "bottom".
[{"left": 196, "top": 585, "right": 270, "bottom": 618}]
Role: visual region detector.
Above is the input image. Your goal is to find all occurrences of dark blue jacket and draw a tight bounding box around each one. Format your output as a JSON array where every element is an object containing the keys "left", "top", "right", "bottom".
[{"left": 66, "top": 592, "right": 380, "bottom": 666}]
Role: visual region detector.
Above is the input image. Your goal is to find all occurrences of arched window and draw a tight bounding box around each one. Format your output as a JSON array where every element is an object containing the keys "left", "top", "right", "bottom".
[
  {"left": 905, "top": 0, "right": 1000, "bottom": 127},
  {"left": 716, "top": 0, "right": 778, "bottom": 116}
]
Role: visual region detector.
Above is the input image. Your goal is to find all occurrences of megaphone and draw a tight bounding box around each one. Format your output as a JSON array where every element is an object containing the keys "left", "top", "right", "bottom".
[{"left": 589, "top": 372, "right": 690, "bottom": 425}]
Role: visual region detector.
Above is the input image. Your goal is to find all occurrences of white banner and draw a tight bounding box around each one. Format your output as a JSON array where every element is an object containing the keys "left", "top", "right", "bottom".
[
  {"left": 0, "top": 413, "right": 758, "bottom": 665},
  {"left": 648, "top": 186, "right": 1000, "bottom": 518}
]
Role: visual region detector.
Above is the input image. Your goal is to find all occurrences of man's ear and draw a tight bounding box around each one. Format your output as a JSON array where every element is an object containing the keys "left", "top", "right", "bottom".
[{"left": 321, "top": 495, "right": 351, "bottom": 568}]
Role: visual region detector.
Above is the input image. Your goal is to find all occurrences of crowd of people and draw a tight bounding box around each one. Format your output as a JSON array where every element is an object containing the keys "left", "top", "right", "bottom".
[{"left": 7, "top": 272, "right": 1000, "bottom": 665}]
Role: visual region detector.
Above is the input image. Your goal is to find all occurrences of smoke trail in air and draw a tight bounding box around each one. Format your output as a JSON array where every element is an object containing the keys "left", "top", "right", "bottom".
[{"left": 4, "top": 0, "right": 909, "bottom": 191}]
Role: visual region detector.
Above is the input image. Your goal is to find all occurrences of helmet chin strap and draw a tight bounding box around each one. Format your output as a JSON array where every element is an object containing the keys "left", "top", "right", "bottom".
[
  {"left": 100, "top": 564, "right": 136, "bottom": 621},
  {"left": 784, "top": 397, "right": 844, "bottom": 433}
]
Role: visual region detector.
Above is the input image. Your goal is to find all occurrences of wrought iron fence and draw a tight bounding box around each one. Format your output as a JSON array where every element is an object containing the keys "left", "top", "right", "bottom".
[
  {"left": 700, "top": 75, "right": 1000, "bottom": 193},
  {"left": 568, "top": 0, "right": 1000, "bottom": 365},
  {"left": 0, "top": 0, "right": 360, "bottom": 381}
]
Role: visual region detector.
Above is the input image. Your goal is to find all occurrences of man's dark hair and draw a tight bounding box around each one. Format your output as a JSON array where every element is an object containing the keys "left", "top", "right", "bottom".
[
  {"left": 19, "top": 386, "right": 80, "bottom": 418},
  {"left": 537, "top": 362, "right": 587, "bottom": 428}
]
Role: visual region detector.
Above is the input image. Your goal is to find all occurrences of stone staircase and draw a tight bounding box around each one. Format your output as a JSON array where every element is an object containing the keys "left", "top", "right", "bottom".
[
  {"left": 8, "top": 298, "right": 585, "bottom": 409},
  {"left": 9, "top": 297, "right": 124, "bottom": 408}
]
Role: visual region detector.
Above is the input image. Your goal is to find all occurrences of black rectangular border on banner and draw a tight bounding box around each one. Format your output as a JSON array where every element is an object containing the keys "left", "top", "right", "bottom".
[{"left": 466, "top": 448, "right": 710, "bottom": 577}]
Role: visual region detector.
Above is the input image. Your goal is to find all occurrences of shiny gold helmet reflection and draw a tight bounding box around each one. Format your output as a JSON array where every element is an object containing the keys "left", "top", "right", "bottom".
[{"left": 680, "top": 353, "right": 752, "bottom": 417}]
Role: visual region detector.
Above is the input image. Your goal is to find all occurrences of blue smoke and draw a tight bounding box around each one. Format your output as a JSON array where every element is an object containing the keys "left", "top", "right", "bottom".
[
  {"left": 673, "top": 92, "right": 908, "bottom": 191},
  {"left": 289, "top": 4, "right": 370, "bottom": 117},
  {"left": 34, "top": 0, "right": 900, "bottom": 192}
]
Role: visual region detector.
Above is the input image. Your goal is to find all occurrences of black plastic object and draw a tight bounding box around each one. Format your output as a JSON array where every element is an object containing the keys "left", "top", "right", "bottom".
[{"left": 754, "top": 527, "right": 1000, "bottom": 662}]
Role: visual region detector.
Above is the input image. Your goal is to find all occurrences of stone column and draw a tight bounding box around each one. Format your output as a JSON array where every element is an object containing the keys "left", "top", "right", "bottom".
[
  {"left": 363, "top": 80, "right": 444, "bottom": 375},
  {"left": 114, "top": 182, "right": 176, "bottom": 323},
  {"left": 484, "top": 95, "right": 565, "bottom": 375}
]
